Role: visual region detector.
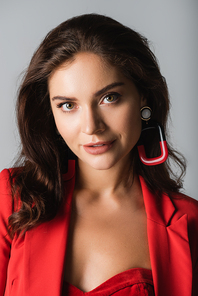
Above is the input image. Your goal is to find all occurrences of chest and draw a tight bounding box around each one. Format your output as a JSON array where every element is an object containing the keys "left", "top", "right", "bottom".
[{"left": 64, "top": 201, "right": 151, "bottom": 292}]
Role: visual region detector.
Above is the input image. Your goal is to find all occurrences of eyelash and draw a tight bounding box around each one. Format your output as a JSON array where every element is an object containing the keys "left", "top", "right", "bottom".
[
  {"left": 56, "top": 92, "right": 121, "bottom": 112},
  {"left": 57, "top": 102, "right": 75, "bottom": 113},
  {"left": 101, "top": 92, "right": 121, "bottom": 104}
]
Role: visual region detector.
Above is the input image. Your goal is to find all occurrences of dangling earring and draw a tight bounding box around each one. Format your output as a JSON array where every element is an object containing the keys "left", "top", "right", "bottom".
[
  {"left": 137, "top": 106, "right": 168, "bottom": 166},
  {"left": 140, "top": 106, "right": 152, "bottom": 121}
]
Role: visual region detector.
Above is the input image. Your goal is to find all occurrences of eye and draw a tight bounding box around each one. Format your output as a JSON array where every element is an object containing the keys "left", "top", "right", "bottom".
[
  {"left": 102, "top": 93, "right": 120, "bottom": 104},
  {"left": 57, "top": 102, "right": 75, "bottom": 112},
  {"left": 63, "top": 102, "right": 74, "bottom": 110}
]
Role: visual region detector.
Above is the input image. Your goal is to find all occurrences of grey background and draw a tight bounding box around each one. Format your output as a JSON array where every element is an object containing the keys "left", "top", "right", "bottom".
[{"left": 0, "top": 0, "right": 197, "bottom": 199}]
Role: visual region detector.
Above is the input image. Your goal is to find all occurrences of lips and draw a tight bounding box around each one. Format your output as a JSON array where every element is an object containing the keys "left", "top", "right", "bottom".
[{"left": 83, "top": 140, "right": 115, "bottom": 155}]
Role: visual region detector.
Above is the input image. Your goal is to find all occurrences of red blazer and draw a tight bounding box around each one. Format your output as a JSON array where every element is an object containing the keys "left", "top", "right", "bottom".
[{"left": 0, "top": 160, "right": 198, "bottom": 296}]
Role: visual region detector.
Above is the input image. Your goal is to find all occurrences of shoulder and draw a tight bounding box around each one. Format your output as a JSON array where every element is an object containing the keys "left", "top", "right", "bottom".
[
  {"left": 171, "top": 192, "right": 198, "bottom": 220},
  {"left": 170, "top": 192, "right": 198, "bottom": 236},
  {"left": 0, "top": 169, "right": 15, "bottom": 293},
  {"left": 0, "top": 167, "right": 22, "bottom": 220},
  {"left": 170, "top": 192, "right": 198, "bottom": 262},
  {"left": 0, "top": 169, "right": 14, "bottom": 219},
  {"left": 0, "top": 168, "right": 13, "bottom": 202},
  {"left": 0, "top": 168, "right": 11, "bottom": 186},
  {"left": 0, "top": 167, "right": 23, "bottom": 214},
  {"left": 0, "top": 168, "right": 13, "bottom": 241}
]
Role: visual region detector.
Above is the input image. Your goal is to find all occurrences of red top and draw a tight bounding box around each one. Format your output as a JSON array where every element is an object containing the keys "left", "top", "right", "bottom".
[{"left": 62, "top": 268, "right": 154, "bottom": 295}]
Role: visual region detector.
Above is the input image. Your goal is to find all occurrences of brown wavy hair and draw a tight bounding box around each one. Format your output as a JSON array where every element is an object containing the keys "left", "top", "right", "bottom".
[{"left": 8, "top": 13, "right": 186, "bottom": 236}]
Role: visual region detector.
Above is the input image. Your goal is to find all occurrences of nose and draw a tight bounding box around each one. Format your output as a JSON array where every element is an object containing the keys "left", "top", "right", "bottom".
[{"left": 81, "top": 106, "right": 106, "bottom": 135}]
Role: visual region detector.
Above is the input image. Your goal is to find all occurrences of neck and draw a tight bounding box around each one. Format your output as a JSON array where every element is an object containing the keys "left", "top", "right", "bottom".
[
  {"left": 76, "top": 156, "right": 136, "bottom": 197},
  {"left": 74, "top": 156, "right": 144, "bottom": 213}
]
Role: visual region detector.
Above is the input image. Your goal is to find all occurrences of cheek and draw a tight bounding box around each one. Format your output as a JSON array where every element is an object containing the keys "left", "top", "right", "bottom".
[
  {"left": 52, "top": 112, "right": 70, "bottom": 139},
  {"left": 114, "top": 105, "right": 142, "bottom": 137},
  {"left": 128, "top": 112, "right": 141, "bottom": 132},
  {"left": 53, "top": 113, "right": 80, "bottom": 147}
]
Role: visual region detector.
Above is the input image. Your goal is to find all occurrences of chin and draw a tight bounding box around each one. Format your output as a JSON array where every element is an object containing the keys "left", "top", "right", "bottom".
[
  {"left": 90, "top": 164, "right": 114, "bottom": 171},
  {"left": 81, "top": 155, "right": 121, "bottom": 171}
]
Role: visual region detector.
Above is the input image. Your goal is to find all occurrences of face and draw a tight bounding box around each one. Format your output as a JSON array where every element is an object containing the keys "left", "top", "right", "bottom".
[{"left": 49, "top": 52, "right": 145, "bottom": 171}]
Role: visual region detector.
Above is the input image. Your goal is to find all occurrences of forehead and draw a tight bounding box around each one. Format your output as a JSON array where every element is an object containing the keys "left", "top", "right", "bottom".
[
  {"left": 48, "top": 52, "right": 125, "bottom": 97},
  {"left": 59, "top": 52, "right": 109, "bottom": 70}
]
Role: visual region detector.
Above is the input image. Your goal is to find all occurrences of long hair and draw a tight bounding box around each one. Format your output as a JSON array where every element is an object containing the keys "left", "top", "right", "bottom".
[{"left": 8, "top": 13, "right": 186, "bottom": 236}]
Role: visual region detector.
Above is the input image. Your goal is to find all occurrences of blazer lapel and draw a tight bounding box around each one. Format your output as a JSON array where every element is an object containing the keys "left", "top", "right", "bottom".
[
  {"left": 24, "top": 160, "right": 75, "bottom": 296},
  {"left": 140, "top": 177, "right": 192, "bottom": 296},
  {"left": 22, "top": 163, "right": 192, "bottom": 296}
]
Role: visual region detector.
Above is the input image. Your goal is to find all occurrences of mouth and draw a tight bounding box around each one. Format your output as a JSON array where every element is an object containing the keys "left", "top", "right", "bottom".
[
  {"left": 92, "top": 144, "right": 105, "bottom": 147},
  {"left": 84, "top": 140, "right": 114, "bottom": 147},
  {"left": 83, "top": 140, "right": 115, "bottom": 155}
]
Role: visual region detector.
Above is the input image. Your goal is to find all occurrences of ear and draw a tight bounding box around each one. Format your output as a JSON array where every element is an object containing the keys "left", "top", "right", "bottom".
[{"left": 140, "top": 95, "right": 147, "bottom": 108}]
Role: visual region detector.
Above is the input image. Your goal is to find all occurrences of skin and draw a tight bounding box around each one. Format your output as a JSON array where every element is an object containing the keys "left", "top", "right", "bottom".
[{"left": 49, "top": 52, "right": 151, "bottom": 292}]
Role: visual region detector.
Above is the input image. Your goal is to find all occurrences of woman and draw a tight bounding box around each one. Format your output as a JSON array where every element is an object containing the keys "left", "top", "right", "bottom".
[{"left": 0, "top": 14, "right": 198, "bottom": 296}]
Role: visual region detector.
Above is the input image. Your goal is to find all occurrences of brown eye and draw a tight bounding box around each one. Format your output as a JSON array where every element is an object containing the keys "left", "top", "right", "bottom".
[
  {"left": 103, "top": 93, "right": 120, "bottom": 104},
  {"left": 62, "top": 102, "right": 74, "bottom": 111},
  {"left": 106, "top": 95, "right": 115, "bottom": 102}
]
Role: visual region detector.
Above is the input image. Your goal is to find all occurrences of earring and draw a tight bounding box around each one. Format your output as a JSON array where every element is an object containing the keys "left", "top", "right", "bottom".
[
  {"left": 140, "top": 106, "right": 152, "bottom": 121},
  {"left": 137, "top": 106, "right": 168, "bottom": 166}
]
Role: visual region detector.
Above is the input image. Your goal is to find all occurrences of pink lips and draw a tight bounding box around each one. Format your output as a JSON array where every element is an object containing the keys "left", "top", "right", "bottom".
[{"left": 83, "top": 140, "right": 115, "bottom": 155}]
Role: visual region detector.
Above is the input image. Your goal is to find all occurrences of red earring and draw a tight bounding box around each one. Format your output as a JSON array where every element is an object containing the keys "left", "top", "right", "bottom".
[{"left": 137, "top": 107, "right": 168, "bottom": 166}]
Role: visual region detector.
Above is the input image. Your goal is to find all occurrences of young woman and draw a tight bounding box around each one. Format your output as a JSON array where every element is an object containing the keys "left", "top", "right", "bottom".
[{"left": 0, "top": 14, "right": 198, "bottom": 296}]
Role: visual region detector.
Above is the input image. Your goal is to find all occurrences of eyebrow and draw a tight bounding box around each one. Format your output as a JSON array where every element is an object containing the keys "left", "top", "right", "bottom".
[
  {"left": 94, "top": 82, "right": 125, "bottom": 96},
  {"left": 51, "top": 96, "right": 76, "bottom": 101},
  {"left": 51, "top": 82, "right": 125, "bottom": 101}
]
